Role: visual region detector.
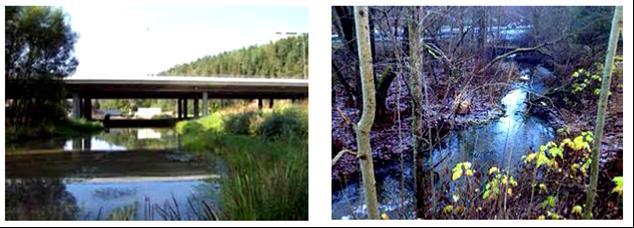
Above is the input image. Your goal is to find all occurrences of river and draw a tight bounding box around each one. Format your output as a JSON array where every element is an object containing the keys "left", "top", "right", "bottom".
[
  {"left": 5, "top": 128, "right": 225, "bottom": 220},
  {"left": 332, "top": 64, "right": 557, "bottom": 219}
]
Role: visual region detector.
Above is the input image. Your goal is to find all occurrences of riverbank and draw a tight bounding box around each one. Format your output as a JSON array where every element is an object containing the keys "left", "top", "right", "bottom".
[
  {"left": 5, "top": 118, "right": 104, "bottom": 143},
  {"left": 331, "top": 75, "right": 507, "bottom": 188},
  {"left": 528, "top": 60, "right": 623, "bottom": 171},
  {"left": 175, "top": 101, "right": 308, "bottom": 220}
]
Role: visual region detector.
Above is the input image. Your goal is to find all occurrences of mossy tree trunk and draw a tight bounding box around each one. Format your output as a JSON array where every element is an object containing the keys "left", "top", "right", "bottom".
[
  {"left": 583, "top": 6, "right": 622, "bottom": 219},
  {"left": 375, "top": 66, "right": 396, "bottom": 121},
  {"left": 354, "top": 6, "right": 380, "bottom": 220}
]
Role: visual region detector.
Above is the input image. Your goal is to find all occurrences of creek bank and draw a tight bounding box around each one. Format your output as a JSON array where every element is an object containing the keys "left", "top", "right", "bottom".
[{"left": 332, "top": 80, "right": 506, "bottom": 190}]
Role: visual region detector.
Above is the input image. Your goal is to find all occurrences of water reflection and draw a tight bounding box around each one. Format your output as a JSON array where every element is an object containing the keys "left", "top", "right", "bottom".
[
  {"left": 5, "top": 178, "right": 80, "bottom": 220},
  {"left": 7, "top": 128, "right": 180, "bottom": 154},
  {"left": 5, "top": 128, "right": 224, "bottom": 220},
  {"left": 434, "top": 88, "right": 553, "bottom": 172}
]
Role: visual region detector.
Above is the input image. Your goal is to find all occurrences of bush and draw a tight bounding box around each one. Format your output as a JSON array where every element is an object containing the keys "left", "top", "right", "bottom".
[
  {"left": 175, "top": 121, "right": 205, "bottom": 135},
  {"left": 434, "top": 131, "right": 622, "bottom": 219},
  {"left": 224, "top": 111, "right": 257, "bottom": 135},
  {"left": 257, "top": 105, "right": 307, "bottom": 140}
]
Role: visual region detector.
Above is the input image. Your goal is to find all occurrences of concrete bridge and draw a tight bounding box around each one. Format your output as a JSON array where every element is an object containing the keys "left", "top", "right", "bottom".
[{"left": 63, "top": 75, "right": 308, "bottom": 120}]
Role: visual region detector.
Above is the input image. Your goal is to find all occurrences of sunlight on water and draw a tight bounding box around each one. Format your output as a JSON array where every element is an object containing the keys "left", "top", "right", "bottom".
[
  {"left": 63, "top": 138, "right": 127, "bottom": 151},
  {"left": 497, "top": 89, "right": 527, "bottom": 132}
]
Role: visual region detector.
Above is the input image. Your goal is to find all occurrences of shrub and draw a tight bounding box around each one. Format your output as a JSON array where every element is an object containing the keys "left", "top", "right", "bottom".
[
  {"left": 224, "top": 111, "right": 256, "bottom": 135},
  {"left": 257, "top": 106, "right": 307, "bottom": 140}
]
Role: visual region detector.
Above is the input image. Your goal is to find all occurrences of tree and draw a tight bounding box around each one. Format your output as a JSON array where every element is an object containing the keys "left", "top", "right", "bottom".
[
  {"left": 354, "top": 6, "right": 380, "bottom": 219},
  {"left": 407, "top": 6, "right": 426, "bottom": 218},
  {"left": 5, "top": 6, "right": 78, "bottom": 128},
  {"left": 583, "top": 6, "right": 622, "bottom": 219},
  {"left": 160, "top": 34, "right": 307, "bottom": 78}
]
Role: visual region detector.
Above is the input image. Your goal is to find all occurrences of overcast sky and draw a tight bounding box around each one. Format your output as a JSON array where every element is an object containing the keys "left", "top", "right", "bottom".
[{"left": 60, "top": 4, "right": 308, "bottom": 77}]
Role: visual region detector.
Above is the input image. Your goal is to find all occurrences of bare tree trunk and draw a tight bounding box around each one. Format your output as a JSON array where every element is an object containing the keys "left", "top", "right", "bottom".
[
  {"left": 407, "top": 6, "right": 425, "bottom": 218},
  {"left": 354, "top": 6, "right": 380, "bottom": 220},
  {"left": 583, "top": 6, "right": 622, "bottom": 219}
]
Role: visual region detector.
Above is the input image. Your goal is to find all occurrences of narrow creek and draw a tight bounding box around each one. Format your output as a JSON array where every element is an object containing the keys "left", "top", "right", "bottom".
[
  {"left": 6, "top": 128, "right": 226, "bottom": 220},
  {"left": 332, "top": 63, "right": 557, "bottom": 219}
]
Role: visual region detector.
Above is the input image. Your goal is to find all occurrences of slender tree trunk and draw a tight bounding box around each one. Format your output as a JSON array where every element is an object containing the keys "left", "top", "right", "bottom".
[
  {"left": 407, "top": 6, "right": 425, "bottom": 218},
  {"left": 354, "top": 6, "right": 380, "bottom": 220},
  {"left": 583, "top": 6, "right": 622, "bottom": 219}
]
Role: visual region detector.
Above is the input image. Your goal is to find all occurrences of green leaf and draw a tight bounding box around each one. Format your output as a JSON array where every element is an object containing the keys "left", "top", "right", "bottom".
[
  {"left": 541, "top": 195, "right": 556, "bottom": 209},
  {"left": 572, "top": 205, "right": 583, "bottom": 215},
  {"left": 452, "top": 165, "right": 463, "bottom": 181},
  {"left": 443, "top": 205, "right": 454, "bottom": 214},
  {"left": 548, "top": 146, "right": 563, "bottom": 159},
  {"left": 536, "top": 151, "right": 551, "bottom": 168},
  {"left": 612, "top": 176, "right": 623, "bottom": 196},
  {"left": 488, "top": 167, "right": 499, "bottom": 175}
]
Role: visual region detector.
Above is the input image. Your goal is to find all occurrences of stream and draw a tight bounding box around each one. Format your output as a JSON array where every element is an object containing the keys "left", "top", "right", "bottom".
[
  {"left": 5, "top": 128, "right": 226, "bottom": 220},
  {"left": 332, "top": 64, "right": 557, "bottom": 219}
]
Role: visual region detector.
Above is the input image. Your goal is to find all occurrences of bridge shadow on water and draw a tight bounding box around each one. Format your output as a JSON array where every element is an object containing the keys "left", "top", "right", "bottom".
[{"left": 99, "top": 117, "right": 195, "bottom": 128}]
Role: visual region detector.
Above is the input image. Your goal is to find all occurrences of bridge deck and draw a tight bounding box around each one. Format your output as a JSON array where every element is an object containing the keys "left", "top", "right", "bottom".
[{"left": 63, "top": 75, "right": 308, "bottom": 99}]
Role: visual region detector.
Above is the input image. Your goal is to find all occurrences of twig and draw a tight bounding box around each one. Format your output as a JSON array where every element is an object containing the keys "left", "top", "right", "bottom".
[
  {"left": 332, "top": 149, "right": 358, "bottom": 166},
  {"left": 336, "top": 107, "right": 357, "bottom": 130}
]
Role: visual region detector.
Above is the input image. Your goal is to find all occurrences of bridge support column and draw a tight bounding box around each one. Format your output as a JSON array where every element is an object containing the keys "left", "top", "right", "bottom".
[
  {"left": 202, "top": 92, "right": 208, "bottom": 117},
  {"left": 83, "top": 137, "right": 92, "bottom": 150},
  {"left": 258, "top": 99, "right": 263, "bottom": 110},
  {"left": 82, "top": 98, "right": 92, "bottom": 120},
  {"left": 269, "top": 98, "right": 274, "bottom": 109},
  {"left": 176, "top": 99, "right": 181, "bottom": 119},
  {"left": 183, "top": 98, "right": 188, "bottom": 119},
  {"left": 194, "top": 97, "right": 199, "bottom": 118},
  {"left": 72, "top": 138, "right": 81, "bottom": 151},
  {"left": 72, "top": 93, "right": 81, "bottom": 119}
]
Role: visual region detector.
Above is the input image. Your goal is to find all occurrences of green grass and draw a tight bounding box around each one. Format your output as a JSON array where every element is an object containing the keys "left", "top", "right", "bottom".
[{"left": 175, "top": 102, "right": 308, "bottom": 220}]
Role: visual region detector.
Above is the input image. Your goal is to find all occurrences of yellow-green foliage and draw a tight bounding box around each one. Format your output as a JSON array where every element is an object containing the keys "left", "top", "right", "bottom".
[
  {"left": 522, "top": 131, "right": 593, "bottom": 170},
  {"left": 482, "top": 167, "right": 518, "bottom": 201},
  {"left": 452, "top": 162, "right": 474, "bottom": 181},
  {"left": 612, "top": 176, "right": 623, "bottom": 196},
  {"left": 439, "top": 130, "right": 620, "bottom": 219}
]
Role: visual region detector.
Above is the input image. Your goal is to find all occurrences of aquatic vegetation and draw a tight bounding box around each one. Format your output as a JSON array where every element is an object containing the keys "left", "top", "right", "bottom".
[
  {"left": 107, "top": 202, "right": 138, "bottom": 220},
  {"left": 92, "top": 187, "right": 137, "bottom": 200}
]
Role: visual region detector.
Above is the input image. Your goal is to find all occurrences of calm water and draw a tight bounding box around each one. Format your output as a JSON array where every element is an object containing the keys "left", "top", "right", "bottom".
[
  {"left": 6, "top": 128, "right": 225, "bottom": 220},
  {"left": 332, "top": 65, "right": 556, "bottom": 219}
]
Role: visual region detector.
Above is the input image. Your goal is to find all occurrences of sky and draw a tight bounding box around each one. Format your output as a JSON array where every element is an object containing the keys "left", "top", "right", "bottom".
[{"left": 60, "top": 4, "right": 308, "bottom": 77}]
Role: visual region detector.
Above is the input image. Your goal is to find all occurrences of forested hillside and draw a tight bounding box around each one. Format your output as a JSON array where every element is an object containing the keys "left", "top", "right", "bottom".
[{"left": 160, "top": 34, "right": 307, "bottom": 78}]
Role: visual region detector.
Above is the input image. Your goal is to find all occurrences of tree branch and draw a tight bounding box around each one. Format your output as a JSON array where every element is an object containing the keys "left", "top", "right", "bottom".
[{"left": 332, "top": 149, "right": 358, "bottom": 166}]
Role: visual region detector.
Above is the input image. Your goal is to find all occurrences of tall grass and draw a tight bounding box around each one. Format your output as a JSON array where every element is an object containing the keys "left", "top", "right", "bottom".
[{"left": 176, "top": 101, "right": 308, "bottom": 220}]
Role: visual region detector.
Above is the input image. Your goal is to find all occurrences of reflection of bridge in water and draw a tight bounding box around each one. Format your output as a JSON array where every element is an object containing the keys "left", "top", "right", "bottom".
[{"left": 63, "top": 75, "right": 308, "bottom": 120}]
